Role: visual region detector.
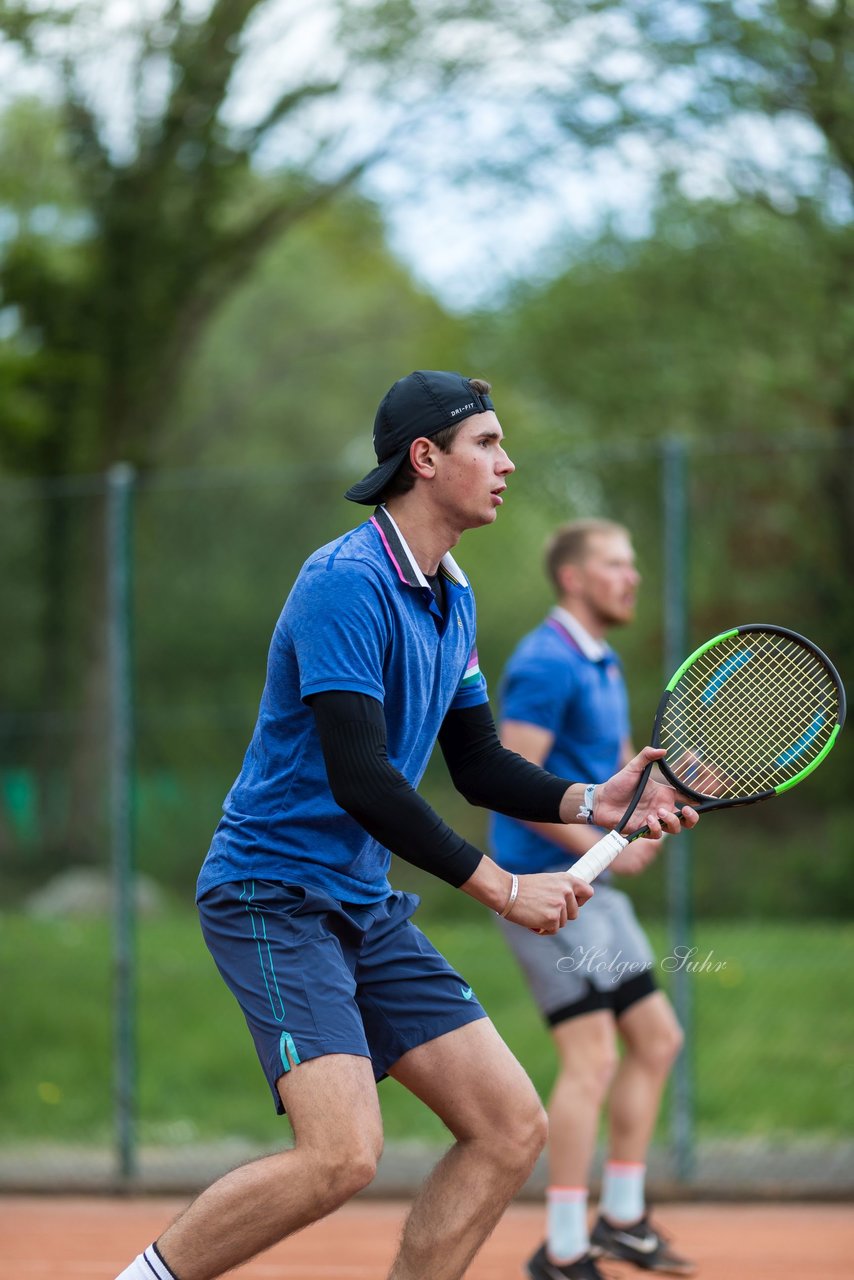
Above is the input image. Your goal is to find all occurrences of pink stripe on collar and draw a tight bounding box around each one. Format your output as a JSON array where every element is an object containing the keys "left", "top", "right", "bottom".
[
  {"left": 545, "top": 615, "right": 585, "bottom": 655},
  {"left": 370, "top": 515, "right": 409, "bottom": 586}
]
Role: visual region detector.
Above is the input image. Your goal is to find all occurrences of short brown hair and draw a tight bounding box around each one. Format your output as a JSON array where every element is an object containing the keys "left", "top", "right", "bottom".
[
  {"left": 377, "top": 378, "right": 493, "bottom": 502},
  {"left": 544, "top": 518, "right": 630, "bottom": 593}
]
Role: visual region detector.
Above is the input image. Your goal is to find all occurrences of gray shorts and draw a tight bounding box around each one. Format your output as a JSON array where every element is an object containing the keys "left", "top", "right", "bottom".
[{"left": 496, "top": 882, "right": 657, "bottom": 1026}]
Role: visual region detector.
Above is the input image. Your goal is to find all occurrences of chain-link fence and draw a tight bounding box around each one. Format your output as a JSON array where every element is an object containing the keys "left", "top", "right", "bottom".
[{"left": 1, "top": 433, "right": 852, "bottom": 1193}]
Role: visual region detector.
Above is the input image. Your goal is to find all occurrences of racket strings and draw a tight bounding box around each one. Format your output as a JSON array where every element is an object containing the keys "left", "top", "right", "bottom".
[
  {"left": 666, "top": 658, "right": 830, "bottom": 794},
  {"left": 665, "top": 643, "right": 833, "bottom": 794},
  {"left": 660, "top": 631, "right": 839, "bottom": 799}
]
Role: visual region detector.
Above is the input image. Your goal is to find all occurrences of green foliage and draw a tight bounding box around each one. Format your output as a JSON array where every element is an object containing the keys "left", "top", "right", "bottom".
[
  {"left": 158, "top": 197, "right": 466, "bottom": 469},
  {"left": 482, "top": 195, "right": 850, "bottom": 442},
  {"left": 0, "top": 0, "right": 535, "bottom": 477},
  {"left": 0, "top": 97, "right": 96, "bottom": 469},
  {"left": 476, "top": 192, "right": 854, "bottom": 758}
]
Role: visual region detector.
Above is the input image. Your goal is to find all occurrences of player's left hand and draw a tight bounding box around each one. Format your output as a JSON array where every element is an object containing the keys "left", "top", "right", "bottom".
[{"left": 596, "top": 746, "right": 699, "bottom": 836}]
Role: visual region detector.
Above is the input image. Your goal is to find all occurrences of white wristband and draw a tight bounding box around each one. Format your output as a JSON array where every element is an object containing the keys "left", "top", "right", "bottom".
[
  {"left": 497, "top": 873, "right": 519, "bottom": 919},
  {"left": 577, "top": 783, "right": 596, "bottom": 824}
]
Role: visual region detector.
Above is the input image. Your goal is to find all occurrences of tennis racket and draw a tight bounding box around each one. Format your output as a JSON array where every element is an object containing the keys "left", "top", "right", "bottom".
[{"left": 569, "top": 623, "right": 846, "bottom": 885}]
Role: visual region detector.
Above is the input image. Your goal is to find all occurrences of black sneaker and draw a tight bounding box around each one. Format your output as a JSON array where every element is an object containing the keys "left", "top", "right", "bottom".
[
  {"left": 591, "top": 1214, "right": 695, "bottom": 1275},
  {"left": 526, "top": 1243, "right": 606, "bottom": 1280}
]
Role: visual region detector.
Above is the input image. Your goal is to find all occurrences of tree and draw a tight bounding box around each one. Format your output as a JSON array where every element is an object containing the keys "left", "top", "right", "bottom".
[
  {"left": 1, "top": 3, "right": 386, "bottom": 475},
  {"left": 0, "top": 0, "right": 461, "bottom": 862},
  {"left": 0, "top": 181, "right": 468, "bottom": 880}
]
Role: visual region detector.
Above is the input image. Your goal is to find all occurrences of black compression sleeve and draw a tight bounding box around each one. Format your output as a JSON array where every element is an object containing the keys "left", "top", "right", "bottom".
[
  {"left": 309, "top": 691, "right": 484, "bottom": 888},
  {"left": 438, "top": 702, "right": 572, "bottom": 820}
]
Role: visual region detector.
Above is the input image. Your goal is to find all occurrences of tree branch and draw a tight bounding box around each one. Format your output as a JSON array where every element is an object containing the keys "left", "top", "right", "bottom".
[
  {"left": 147, "top": 0, "right": 268, "bottom": 172},
  {"left": 62, "top": 81, "right": 113, "bottom": 188},
  {"left": 239, "top": 81, "right": 342, "bottom": 149},
  {"left": 127, "top": 150, "right": 382, "bottom": 458}
]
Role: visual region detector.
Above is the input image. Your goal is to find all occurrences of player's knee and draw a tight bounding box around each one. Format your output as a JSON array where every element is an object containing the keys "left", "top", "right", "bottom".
[
  {"left": 563, "top": 1045, "right": 617, "bottom": 1105},
  {"left": 662, "top": 1020, "right": 684, "bottom": 1067},
  {"left": 522, "top": 1094, "right": 549, "bottom": 1156},
  {"left": 340, "top": 1145, "right": 381, "bottom": 1198},
  {"left": 640, "top": 1022, "right": 684, "bottom": 1075},
  {"left": 321, "top": 1147, "right": 381, "bottom": 1206},
  {"left": 496, "top": 1090, "right": 548, "bottom": 1174},
  {"left": 530, "top": 1099, "right": 550, "bottom": 1157},
  {"left": 308, "top": 1129, "right": 383, "bottom": 1207}
]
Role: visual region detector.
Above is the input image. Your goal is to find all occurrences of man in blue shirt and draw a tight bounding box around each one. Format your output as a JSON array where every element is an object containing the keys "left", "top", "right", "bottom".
[
  {"left": 114, "top": 375, "right": 696, "bottom": 1280},
  {"left": 491, "top": 519, "right": 695, "bottom": 1279}
]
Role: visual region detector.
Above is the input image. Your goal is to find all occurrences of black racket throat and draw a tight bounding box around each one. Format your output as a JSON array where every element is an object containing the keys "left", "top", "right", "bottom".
[
  {"left": 621, "top": 780, "right": 778, "bottom": 845},
  {"left": 616, "top": 757, "right": 657, "bottom": 833}
]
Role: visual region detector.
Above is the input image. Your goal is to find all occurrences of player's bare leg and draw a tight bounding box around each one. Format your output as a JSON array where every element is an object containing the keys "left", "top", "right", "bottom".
[
  {"left": 154, "top": 1054, "right": 382, "bottom": 1280},
  {"left": 609, "top": 992, "right": 683, "bottom": 1163},
  {"left": 386, "top": 1019, "right": 547, "bottom": 1280},
  {"left": 590, "top": 992, "right": 695, "bottom": 1276},
  {"left": 547, "top": 1011, "right": 617, "bottom": 1185}
]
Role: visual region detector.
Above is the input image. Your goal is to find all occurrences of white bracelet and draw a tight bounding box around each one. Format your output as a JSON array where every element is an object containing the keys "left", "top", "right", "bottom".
[
  {"left": 577, "top": 783, "right": 596, "bottom": 825},
  {"left": 497, "top": 873, "right": 519, "bottom": 919}
]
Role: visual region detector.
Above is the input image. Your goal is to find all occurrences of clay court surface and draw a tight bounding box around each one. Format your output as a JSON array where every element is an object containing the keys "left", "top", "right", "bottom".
[{"left": 1, "top": 1196, "right": 852, "bottom": 1280}]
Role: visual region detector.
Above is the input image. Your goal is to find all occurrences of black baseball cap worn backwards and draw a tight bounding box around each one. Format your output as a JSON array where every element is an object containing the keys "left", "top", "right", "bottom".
[{"left": 345, "top": 369, "right": 495, "bottom": 505}]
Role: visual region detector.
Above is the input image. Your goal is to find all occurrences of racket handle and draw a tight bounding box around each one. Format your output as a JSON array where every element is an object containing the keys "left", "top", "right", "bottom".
[{"left": 567, "top": 829, "right": 629, "bottom": 885}]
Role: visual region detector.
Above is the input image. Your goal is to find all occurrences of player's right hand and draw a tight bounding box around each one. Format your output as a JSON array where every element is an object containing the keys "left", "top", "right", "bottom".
[
  {"left": 595, "top": 746, "right": 699, "bottom": 836},
  {"left": 508, "top": 871, "right": 593, "bottom": 933}
]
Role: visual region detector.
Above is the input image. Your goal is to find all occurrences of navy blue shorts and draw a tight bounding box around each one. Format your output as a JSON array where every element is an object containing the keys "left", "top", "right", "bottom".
[{"left": 198, "top": 879, "right": 488, "bottom": 1113}]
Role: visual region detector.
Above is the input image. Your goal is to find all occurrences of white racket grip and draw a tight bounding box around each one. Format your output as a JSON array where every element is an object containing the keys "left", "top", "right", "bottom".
[{"left": 567, "top": 829, "right": 629, "bottom": 885}]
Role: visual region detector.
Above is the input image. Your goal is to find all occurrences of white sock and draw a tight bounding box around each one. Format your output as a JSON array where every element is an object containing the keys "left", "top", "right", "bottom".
[
  {"left": 547, "top": 1185, "right": 589, "bottom": 1263},
  {"left": 115, "top": 1243, "right": 178, "bottom": 1280},
  {"left": 599, "top": 1160, "right": 646, "bottom": 1225}
]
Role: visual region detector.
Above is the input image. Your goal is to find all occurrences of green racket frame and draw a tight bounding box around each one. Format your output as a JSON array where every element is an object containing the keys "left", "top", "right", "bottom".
[
  {"left": 652, "top": 623, "right": 846, "bottom": 811},
  {"left": 569, "top": 624, "right": 846, "bottom": 885}
]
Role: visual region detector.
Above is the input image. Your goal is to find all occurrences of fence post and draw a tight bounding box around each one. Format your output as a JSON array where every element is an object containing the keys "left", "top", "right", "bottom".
[
  {"left": 661, "top": 437, "right": 695, "bottom": 1183},
  {"left": 107, "top": 462, "right": 137, "bottom": 1181}
]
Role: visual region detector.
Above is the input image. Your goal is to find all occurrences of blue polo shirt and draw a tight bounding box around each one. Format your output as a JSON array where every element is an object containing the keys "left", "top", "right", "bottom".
[
  {"left": 489, "top": 611, "right": 629, "bottom": 874},
  {"left": 197, "top": 506, "right": 488, "bottom": 904}
]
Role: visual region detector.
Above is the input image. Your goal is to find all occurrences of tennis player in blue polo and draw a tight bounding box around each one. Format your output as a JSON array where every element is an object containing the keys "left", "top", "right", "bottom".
[
  {"left": 113, "top": 373, "right": 697, "bottom": 1280},
  {"left": 491, "top": 519, "right": 694, "bottom": 1280}
]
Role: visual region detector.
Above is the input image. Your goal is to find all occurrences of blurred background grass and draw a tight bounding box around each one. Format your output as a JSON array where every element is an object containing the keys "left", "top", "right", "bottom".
[{"left": 2, "top": 907, "right": 851, "bottom": 1146}]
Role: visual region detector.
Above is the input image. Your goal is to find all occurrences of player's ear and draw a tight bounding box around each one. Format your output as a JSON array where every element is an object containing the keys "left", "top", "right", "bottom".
[
  {"left": 410, "top": 437, "right": 436, "bottom": 480},
  {"left": 556, "top": 561, "right": 580, "bottom": 597}
]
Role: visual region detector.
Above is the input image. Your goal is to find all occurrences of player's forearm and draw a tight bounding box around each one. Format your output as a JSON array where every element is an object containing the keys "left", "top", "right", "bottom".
[
  {"left": 458, "top": 854, "right": 516, "bottom": 913},
  {"left": 439, "top": 704, "right": 569, "bottom": 820}
]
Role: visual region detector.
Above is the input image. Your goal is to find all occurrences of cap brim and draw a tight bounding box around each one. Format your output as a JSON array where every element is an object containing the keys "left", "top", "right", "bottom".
[{"left": 344, "top": 448, "right": 408, "bottom": 505}]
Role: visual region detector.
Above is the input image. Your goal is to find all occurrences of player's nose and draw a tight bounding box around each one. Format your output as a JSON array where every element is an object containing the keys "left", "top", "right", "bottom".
[{"left": 497, "top": 446, "right": 515, "bottom": 475}]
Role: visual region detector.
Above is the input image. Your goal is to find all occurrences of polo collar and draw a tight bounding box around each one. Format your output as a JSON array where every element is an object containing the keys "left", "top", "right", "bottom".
[
  {"left": 549, "top": 606, "right": 611, "bottom": 662},
  {"left": 370, "top": 505, "right": 469, "bottom": 590}
]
